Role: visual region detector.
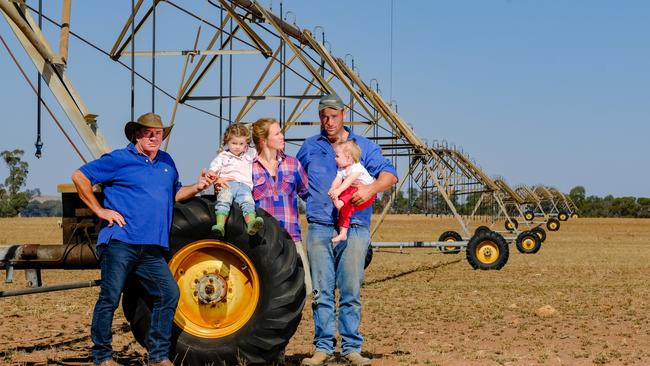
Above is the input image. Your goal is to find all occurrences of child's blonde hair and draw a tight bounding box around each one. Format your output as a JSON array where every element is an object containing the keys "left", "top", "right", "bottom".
[
  {"left": 334, "top": 140, "right": 361, "bottom": 163},
  {"left": 223, "top": 123, "right": 251, "bottom": 145}
]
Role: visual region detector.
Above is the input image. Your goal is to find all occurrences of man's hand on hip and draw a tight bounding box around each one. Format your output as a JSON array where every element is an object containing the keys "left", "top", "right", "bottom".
[{"left": 97, "top": 208, "right": 126, "bottom": 227}]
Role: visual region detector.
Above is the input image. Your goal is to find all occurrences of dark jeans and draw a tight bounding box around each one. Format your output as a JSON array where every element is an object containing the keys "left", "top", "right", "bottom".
[{"left": 91, "top": 240, "right": 180, "bottom": 364}]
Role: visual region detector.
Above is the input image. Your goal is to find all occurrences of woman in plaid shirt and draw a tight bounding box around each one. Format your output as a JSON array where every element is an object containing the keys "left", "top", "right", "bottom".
[{"left": 251, "top": 118, "right": 312, "bottom": 295}]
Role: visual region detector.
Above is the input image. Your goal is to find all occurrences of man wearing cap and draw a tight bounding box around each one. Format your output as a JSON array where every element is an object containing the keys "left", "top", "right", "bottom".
[
  {"left": 72, "top": 112, "right": 212, "bottom": 366},
  {"left": 297, "top": 94, "right": 397, "bottom": 366}
]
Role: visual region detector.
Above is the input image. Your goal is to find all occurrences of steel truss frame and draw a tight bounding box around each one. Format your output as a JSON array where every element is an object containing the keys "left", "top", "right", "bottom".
[{"left": 1, "top": 0, "right": 572, "bottom": 270}]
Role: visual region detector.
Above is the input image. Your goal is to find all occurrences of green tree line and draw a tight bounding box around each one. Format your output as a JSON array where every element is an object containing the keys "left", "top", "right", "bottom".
[
  {"left": 372, "top": 186, "right": 649, "bottom": 218},
  {"left": 568, "top": 186, "right": 650, "bottom": 218}
]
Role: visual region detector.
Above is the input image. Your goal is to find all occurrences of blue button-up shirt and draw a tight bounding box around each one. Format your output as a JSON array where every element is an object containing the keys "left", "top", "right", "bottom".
[
  {"left": 297, "top": 127, "right": 397, "bottom": 227},
  {"left": 79, "top": 144, "right": 182, "bottom": 248}
]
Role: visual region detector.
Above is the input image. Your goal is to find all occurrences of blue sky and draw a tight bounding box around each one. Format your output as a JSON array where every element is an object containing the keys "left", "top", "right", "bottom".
[{"left": 1, "top": 1, "right": 648, "bottom": 197}]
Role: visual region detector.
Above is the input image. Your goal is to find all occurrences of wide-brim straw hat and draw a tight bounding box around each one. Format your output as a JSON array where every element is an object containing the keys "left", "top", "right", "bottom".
[{"left": 124, "top": 112, "right": 173, "bottom": 142}]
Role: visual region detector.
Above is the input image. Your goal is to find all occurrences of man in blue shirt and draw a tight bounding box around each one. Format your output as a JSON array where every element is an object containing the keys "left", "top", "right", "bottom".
[
  {"left": 297, "top": 94, "right": 397, "bottom": 366},
  {"left": 72, "top": 113, "right": 212, "bottom": 366}
]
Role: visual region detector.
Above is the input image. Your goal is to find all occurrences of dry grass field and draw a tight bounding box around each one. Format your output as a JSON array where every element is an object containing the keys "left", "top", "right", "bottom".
[{"left": 2, "top": 216, "right": 650, "bottom": 365}]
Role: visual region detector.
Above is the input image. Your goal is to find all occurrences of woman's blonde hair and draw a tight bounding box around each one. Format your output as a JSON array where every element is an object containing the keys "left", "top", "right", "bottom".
[
  {"left": 252, "top": 117, "right": 279, "bottom": 151},
  {"left": 223, "top": 123, "right": 251, "bottom": 145},
  {"left": 334, "top": 140, "right": 361, "bottom": 163}
]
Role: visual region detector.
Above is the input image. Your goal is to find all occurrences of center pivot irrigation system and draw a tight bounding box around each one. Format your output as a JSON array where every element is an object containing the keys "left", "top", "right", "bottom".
[{"left": 0, "top": 1, "right": 578, "bottom": 364}]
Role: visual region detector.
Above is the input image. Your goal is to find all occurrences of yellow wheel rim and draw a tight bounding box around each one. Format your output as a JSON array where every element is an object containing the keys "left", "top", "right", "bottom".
[
  {"left": 522, "top": 236, "right": 536, "bottom": 250},
  {"left": 525, "top": 214, "right": 533, "bottom": 220},
  {"left": 572, "top": 214, "right": 579, "bottom": 219},
  {"left": 549, "top": 222, "right": 558, "bottom": 230},
  {"left": 559, "top": 214, "right": 567, "bottom": 220},
  {"left": 475, "top": 240, "right": 499, "bottom": 264},
  {"left": 169, "top": 240, "right": 260, "bottom": 339},
  {"left": 444, "top": 237, "right": 457, "bottom": 251},
  {"left": 535, "top": 231, "right": 543, "bottom": 240}
]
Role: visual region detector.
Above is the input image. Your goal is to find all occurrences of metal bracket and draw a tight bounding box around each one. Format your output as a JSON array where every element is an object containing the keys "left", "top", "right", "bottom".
[
  {"left": 25, "top": 268, "right": 42, "bottom": 288},
  {"left": 5, "top": 265, "right": 14, "bottom": 283}
]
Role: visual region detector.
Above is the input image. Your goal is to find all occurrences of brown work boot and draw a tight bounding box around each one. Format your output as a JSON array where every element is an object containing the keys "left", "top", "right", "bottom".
[
  {"left": 148, "top": 359, "right": 173, "bottom": 366},
  {"left": 344, "top": 352, "right": 371, "bottom": 366},
  {"left": 94, "top": 360, "right": 120, "bottom": 366},
  {"left": 301, "top": 351, "right": 334, "bottom": 366}
]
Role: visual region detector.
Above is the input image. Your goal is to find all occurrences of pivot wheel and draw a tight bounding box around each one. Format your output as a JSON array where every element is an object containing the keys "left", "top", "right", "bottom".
[
  {"left": 474, "top": 225, "right": 491, "bottom": 236},
  {"left": 547, "top": 217, "right": 560, "bottom": 232},
  {"left": 571, "top": 213, "right": 579, "bottom": 219},
  {"left": 438, "top": 230, "right": 462, "bottom": 254},
  {"left": 524, "top": 211, "right": 535, "bottom": 221},
  {"left": 504, "top": 218, "right": 518, "bottom": 231},
  {"left": 466, "top": 231, "right": 509, "bottom": 270},
  {"left": 516, "top": 231, "right": 542, "bottom": 254},
  {"left": 531, "top": 226, "right": 546, "bottom": 242},
  {"left": 122, "top": 198, "right": 305, "bottom": 365},
  {"left": 558, "top": 211, "right": 569, "bottom": 221}
]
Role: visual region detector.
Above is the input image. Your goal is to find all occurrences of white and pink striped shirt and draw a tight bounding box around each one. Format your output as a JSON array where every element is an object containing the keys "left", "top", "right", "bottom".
[{"left": 208, "top": 147, "right": 257, "bottom": 189}]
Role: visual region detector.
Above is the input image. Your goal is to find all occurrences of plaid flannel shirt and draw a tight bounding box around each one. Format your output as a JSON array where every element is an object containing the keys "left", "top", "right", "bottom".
[{"left": 252, "top": 151, "right": 308, "bottom": 242}]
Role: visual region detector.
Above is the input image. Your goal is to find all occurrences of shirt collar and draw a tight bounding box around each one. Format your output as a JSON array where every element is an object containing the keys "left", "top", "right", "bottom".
[
  {"left": 222, "top": 146, "right": 251, "bottom": 159},
  {"left": 222, "top": 150, "right": 242, "bottom": 159},
  {"left": 253, "top": 150, "right": 286, "bottom": 164},
  {"left": 127, "top": 143, "right": 139, "bottom": 154},
  {"left": 127, "top": 143, "right": 162, "bottom": 161}
]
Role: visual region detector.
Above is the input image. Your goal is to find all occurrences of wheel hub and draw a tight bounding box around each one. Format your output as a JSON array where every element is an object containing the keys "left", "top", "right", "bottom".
[
  {"left": 476, "top": 241, "right": 499, "bottom": 264},
  {"left": 522, "top": 237, "right": 535, "bottom": 250},
  {"left": 195, "top": 273, "right": 227, "bottom": 304}
]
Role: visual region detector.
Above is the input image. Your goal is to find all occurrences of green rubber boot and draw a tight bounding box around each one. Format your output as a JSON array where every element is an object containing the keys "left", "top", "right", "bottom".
[
  {"left": 244, "top": 212, "right": 264, "bottom": 235},
  {"left": 211, "top": 213, "right": 227, "bottom": 236}
]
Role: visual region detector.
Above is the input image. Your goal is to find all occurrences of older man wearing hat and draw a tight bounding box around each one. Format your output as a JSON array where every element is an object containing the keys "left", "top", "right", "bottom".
[
  {"left": 72, "top": 112, "right": 212, "bottom": 366},
  {"left": 297, "top": 94, "right": 398, "bottom": 366}
]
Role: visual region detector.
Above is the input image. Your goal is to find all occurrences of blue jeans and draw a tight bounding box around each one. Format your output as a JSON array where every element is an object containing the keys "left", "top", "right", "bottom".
[
  {"left": 215, "top": 181, "right": 255, "bottom": 215},
  {"left": 307, "top": 223, "right": 369, "bottom": 355},
  {"left": 92, "top": 240, "right": 180, "bottom": 364}
]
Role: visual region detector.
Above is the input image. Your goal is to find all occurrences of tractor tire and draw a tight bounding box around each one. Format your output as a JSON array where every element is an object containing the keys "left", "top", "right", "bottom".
[
  {"left": 546, "top": 217, "right": 560, "bottom": 232},
  {"left": 504, "top": 218, "right": 518, "bottom": 231},
  {"left": 524, "top": 211, "right": 535, "bottom": 221},
  {"left": 438, "top": 230, "right": 462, "bottom": 254},
  {"left": 558, "top": 211, "right": 569, "bottom": 221},
  {"left": 474, "top": 225, "right": 491, "bottom": 236},
  {"left": 531, "top": 226, "right": 546, "bottom": 243},
  {"left": 571, "top": 213, "right": 579, "bottom": 219},
  {"left": 515, "top": 231, "right": 542, "bottom": 254},
  {"left": 122, "top": 197, "right": 305, "bottom": 365},
  {"left": 466, "top": 231, "right": 509, "bottom": 270}
]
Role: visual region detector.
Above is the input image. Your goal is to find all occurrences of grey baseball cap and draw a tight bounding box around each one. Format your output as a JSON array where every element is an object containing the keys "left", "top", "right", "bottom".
[{"left": 318, "top": 93, "right": 345, "bottom": 111}]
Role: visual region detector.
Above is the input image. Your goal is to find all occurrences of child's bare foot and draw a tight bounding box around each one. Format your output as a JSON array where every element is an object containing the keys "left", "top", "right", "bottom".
[
  {"left": 334, "top": 199, "right": 344, "bottom": 209},
  {"left": 332, "top": 233, "right": 347, "bottom": 243}
]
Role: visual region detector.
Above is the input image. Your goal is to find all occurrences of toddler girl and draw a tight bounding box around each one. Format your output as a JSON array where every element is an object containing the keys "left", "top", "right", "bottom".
[
  {"left": 328, "top": 140, "right": 376, "bottom": 243},
  {"left": 207, "top": 123, "right": 264, "bottom": 236}
]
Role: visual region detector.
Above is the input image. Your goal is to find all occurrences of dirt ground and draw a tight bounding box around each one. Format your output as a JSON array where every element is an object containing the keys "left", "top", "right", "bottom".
[{"left": 1, "top": 216, "right": 650, "bottom": 365}]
